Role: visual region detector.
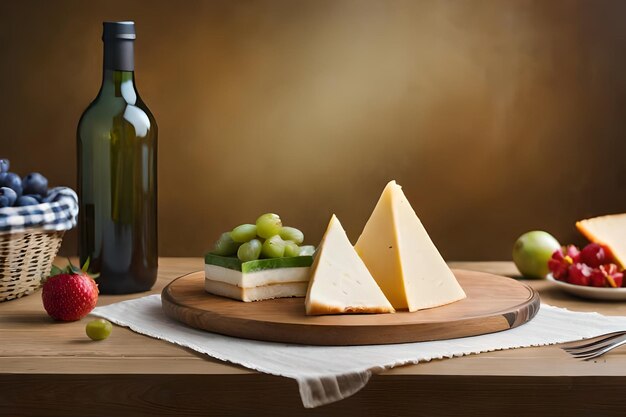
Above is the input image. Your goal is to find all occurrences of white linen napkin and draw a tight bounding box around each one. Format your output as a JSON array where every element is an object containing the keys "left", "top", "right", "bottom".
[{"left": 92, "top": 295, "right": 626, "bottom": 408}]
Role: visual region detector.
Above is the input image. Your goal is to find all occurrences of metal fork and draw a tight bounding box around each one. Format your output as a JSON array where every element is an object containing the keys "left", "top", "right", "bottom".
[{"left": 561, "top": 330, "right": 626, "bottom": 360}]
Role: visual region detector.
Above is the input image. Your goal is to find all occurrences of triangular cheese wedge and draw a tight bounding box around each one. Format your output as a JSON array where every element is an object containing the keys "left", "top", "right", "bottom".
[
  {"left": 355, "top": 180, "right": 466, "bottom": 312},
  {"left": 305, "top": 214, "right": 395, "bottom": 315},
  {"left": 577, "top": 213, "right": 626, "bottom": 269}
]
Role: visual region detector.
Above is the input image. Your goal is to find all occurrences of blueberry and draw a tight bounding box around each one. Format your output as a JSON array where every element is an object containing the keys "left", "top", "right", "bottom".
[
  {"left": 23, "top": 194, "right": 43, "bottom": 203},
  {"left": 0, "top": 172, "right": 6, "bottom": 186},
  {"left": 22, "top": 173, "right": 48, "bottom": 197},
  {"left": 15, "top": 195, "right": 40, "bottom": 207},
  {"left": 0, "top": 187, "right": 17, "bottom": 206},
  {"left": 2, "top": 173, "right": 22, "bottom": 197},
  {"left": 0, "top": 159, "right": 9, "bottom": 173},
  {"left": 0, "top": 196, "right": 9, "bottom": 208}
]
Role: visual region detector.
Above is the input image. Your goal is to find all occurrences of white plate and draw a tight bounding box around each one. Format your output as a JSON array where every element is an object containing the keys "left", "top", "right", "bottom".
[{"left": 547, "top": 274, "right": 626, "bottom": 301}]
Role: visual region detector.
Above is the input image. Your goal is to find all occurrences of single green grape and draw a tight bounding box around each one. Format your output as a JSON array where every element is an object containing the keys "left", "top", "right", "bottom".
[
  {"left": 256, "top": 213, "right": 282, "bottom": 239},
  {"left": 284, "top": 241, "right": 300, "bottom": 257},
  {"left": 231, "top": 224, "right": 258, "bottom": 243},
  {"left": 261, "top": 235, "right": 286, "bottom": 258},
  {"left": 212, "top": 232, "right": 241, "bottom": 256},
  {"left": 279, "top": 226, "right": 304, "bottom": 245},
  {"left": 298, "top": 245, "right": 316, "bottom": 256},
  {"left": 238, "top": 239, "right": 262, "bottom": 262},
  {"left": 86, "top": 319, "right": 112, "bottom": 341}
]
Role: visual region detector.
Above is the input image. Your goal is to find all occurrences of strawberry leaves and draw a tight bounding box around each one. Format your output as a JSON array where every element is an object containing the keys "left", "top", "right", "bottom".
[
  {"left": 49, "top": 264, "right": 64, "bottom": 277},
  {"left": 48, "top": 258, "right": 99, "bottom": 280}
]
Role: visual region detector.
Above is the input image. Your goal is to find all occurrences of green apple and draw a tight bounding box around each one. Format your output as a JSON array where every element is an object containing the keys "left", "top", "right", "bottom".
[{"left": 512, "top": 231, "right": 561, "bottom": 279}]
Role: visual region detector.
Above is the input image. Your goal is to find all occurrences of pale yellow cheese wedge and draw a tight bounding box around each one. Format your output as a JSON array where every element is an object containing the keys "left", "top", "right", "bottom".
[
  {"left": 305, "top": 214, "right": 395, "bottom": 315},
  {"left": 577, "top": 213, "right": 626, "bottom": 269},
  {"left": 355, "top": 180, "right": 466, "bottom": 312}
]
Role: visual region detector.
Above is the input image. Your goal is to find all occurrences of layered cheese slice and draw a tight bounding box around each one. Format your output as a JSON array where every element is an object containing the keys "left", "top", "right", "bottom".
[
  {"left": 204, "top": 254, "right": 312, "bottom": 302},
  {"left": 204, "top": 279, "right": 309, "bottom": 302},
  {"left": 355, "top": 180, "right": 466, "bottom": 312},
  {"left": 577, "top": 213, "right": 626, "bottom": 269},
  {"left": 305, "top": 215, "right": 395, "bottom": 315}
]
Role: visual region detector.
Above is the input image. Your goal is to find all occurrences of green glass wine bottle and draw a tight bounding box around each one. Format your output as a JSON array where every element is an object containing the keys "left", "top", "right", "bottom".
[{"left": 77, "top": 21, "right": 158, "bottom": 294}]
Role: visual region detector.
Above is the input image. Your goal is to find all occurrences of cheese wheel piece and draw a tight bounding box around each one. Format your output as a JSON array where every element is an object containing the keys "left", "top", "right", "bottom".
[
  {"left": 355, "top": 180, "right": 466, "bottom": 312},
  {"left": 305, "top": 215, "right": 395, "bottom": 315},
  {"left": 577, "top": 213, "right": 626, "bottom": 269}
]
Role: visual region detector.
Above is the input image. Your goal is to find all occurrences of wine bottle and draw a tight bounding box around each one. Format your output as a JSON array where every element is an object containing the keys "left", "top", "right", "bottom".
[{"left": 77, "top": 21, "right": 158, "bottom": 294}]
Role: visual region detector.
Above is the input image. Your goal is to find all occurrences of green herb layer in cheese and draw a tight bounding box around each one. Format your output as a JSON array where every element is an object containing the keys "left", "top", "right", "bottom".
[{"left": 204, "top": 253, "right": 313, "bottom": 273}]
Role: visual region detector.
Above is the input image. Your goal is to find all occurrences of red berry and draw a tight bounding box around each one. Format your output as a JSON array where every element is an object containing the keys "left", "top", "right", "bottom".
[
  {"left": 600, "top": 264, "right": 624, "bottom": 288},
  {"left": 565, "top": 245, "right": 581, "bottom": 263},
  {"left": 580, "top": 243, "right": 607, "bottom": 268},
  {"left": 589, "top": 268, "right": 606, "bottom": 287},
  {"left": 548, "top": 258, "right": 568, "bottom": 280},
  {"left": 602, "top": 245, "right": 619, "bottom": 265},
  {"left": 548, "top": 247, "right": 578, "bottom": 281},
  {"left": 568, "top": 263, "right": 592, "bottom": 286},
  {"left": 42, "top": 273, "right": 99, "bottom": 321}
]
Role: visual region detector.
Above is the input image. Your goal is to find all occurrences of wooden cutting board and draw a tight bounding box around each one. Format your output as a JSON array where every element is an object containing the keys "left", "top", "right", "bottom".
[{"left": 161, "top": 269, "right": 540, "bottom": 346}]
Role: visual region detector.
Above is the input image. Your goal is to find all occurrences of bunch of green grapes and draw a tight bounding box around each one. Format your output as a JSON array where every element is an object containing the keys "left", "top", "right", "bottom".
[{"left": 212, "top": 213, "right": 316, "bottom": 262}]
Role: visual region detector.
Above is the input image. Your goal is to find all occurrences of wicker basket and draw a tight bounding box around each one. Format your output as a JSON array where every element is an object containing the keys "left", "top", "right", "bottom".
[{"left": 0, "top": 229, "right": 65, "bottom": 302}]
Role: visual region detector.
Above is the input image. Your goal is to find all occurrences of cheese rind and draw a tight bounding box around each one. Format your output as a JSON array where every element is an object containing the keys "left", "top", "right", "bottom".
[
  {"left": 577, "top": 214, "right": 626, "bottom": 269},
  {"left": 305, "top": 215, "right": 395, "bottom": 315},
  {"left": 355, "top": 180, "right": 466, "bottom": 312},
  {"left": 205, "top": 279, "right": 308, "bottom": 302}
]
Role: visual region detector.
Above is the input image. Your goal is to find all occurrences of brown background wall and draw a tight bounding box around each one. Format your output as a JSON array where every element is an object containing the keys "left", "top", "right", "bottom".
[{"left": 0, "top": 0, "right": 624, "bottom": 260}]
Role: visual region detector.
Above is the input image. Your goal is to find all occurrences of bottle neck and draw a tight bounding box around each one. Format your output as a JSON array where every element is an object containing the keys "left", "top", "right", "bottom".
[
  {"left": 100, "top": 70, "right": 137, "bottom": 103},
  {"left": 101, "top": 38, "right": 137, "bottom": 101}
]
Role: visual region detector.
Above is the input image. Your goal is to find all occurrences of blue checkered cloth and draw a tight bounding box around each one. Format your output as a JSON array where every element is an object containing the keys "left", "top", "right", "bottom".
[{"left": 0, "top": 187, "right": 78, "bottom": 234}]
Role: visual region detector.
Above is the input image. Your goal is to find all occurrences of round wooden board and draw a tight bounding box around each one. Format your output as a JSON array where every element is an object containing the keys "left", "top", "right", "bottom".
[{"left": 161, "top": 270, "right": 540, "bottom": 346}]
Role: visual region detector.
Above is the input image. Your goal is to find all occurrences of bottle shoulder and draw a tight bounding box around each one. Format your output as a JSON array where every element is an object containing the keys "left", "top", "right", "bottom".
[
  {"left": 135, "top": 96, "right": 158, "bottom": 131},
  {"left": 78, "top": 95, "right": 157, "bottom": 140}
]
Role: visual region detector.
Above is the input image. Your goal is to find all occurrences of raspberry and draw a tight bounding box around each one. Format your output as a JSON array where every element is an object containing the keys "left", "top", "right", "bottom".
[
  {"left": 601, "top": 264, "right": 624, "bottom": 288},
  {"left": 548, "top": 246, "right": 580, "bottom": 281},
  {"left": 580, "top": 243, "right": 607, "bottom": 268},
  {"left": 589, "top": 268, "right": 607, "bottom": 287},
  {"left": 568, "top": 263, "right": 592, "bottom": 286}
]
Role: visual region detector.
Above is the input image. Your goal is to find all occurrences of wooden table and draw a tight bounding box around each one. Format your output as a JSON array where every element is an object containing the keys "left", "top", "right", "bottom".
[{"left": 2, "top": 259, "right": 626, "bottom": 416}]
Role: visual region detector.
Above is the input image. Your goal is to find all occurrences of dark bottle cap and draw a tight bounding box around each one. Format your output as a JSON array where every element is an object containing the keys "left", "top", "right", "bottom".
[
  {"left": 102, "top": 21, "right": 136, "bottom": 71},
  {"left": 102, "top": 21, "right": 136, "bottom": 41}
]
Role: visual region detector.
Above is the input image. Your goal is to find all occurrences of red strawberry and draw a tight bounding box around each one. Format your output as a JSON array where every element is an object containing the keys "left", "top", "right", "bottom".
[{"left": 42, "top": 260, "right": 98, "bottom": 321}]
